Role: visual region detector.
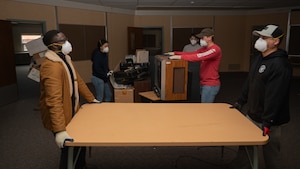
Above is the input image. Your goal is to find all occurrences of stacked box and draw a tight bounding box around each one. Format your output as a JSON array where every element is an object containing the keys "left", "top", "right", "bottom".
[
  {"left": 136, "top": 49, "right": 149, "bottom": 63},
  {"left": 114, "top": 88, "right": 134, "bottom": 103}
]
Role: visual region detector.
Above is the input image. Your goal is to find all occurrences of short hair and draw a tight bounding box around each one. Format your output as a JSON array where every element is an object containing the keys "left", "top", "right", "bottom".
[
  {"left": 43, "top": 30, "right": 61, "bottom": 46},
  {"left": 97, "top": 39, "right": 108, "bottom": 48},
  {"left": 190, "top": 33, "right": 199, "bottom": 40}
]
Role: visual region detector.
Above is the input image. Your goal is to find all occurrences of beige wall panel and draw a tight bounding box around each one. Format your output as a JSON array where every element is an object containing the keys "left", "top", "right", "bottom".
[
  {"left": 172, "top": 15, "right": 214, "bottom": 28},
  {"left": 134, "top": 16, "right": 171, "bottom": 52},
  {"left": 214, "top": 15, "right": 246, "bottom": 72},
  {"left": 134, "top": 15, "right": 170, "bottom": 26},
  {"left": 107, "top": 13, "right": 135, "bottom": 69},
  {"left": 58, "top": 7, "right": 106, "bottom": 25},
  {"left": 73, "top": 60, "right": 93, "bottom": 83},
  {"left": 0, "top": 1, "right": 56, "bottom": 30}
]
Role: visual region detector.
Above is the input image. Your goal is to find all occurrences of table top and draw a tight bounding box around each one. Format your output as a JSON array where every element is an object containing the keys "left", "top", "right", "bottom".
[{"left": 66, "top": 103, "right": 268, "bottom": 147}]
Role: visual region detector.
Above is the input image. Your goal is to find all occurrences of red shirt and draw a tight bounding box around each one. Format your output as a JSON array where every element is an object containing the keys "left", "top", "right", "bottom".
[{"left": 174, "top": 44, "right": 222, "bottom": 86}]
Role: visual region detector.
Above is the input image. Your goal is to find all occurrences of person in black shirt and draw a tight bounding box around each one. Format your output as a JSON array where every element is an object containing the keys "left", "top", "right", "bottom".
[
  {"left": 91, "top": 39, "right": 113, "bottom": 102},
  {"left": 231, "top": 24, "right": 292, "bottom": 169}
]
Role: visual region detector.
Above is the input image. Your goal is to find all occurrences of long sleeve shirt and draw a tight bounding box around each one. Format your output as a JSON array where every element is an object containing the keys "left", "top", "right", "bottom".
[
  {"left": 91, "top": 49, "right": 109, "bottom": 82},
  {"left": 175, "top": 44, "right": 222, "bottom": 86},
  {"left": 237, "top": 49, "right": 292, "bottom": 127}
]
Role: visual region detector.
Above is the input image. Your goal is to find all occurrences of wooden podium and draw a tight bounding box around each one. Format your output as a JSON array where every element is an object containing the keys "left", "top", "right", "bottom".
[{"left": 154, "top": 55, "right": 188, "bottom": 101}]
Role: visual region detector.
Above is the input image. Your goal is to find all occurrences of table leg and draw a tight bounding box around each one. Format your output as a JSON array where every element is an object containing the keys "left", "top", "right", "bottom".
[
  {"left": 245, "top": 146, "right": 259, "bottom": 169},
  {"left": 67, "top": 147, "right": 74, "bottom": 169},
  {"left": 67, "top": 147, "right": 82, "bottom": 169},
  {"left": 252, "top": 146, "right": 258, "bottom": 169}
]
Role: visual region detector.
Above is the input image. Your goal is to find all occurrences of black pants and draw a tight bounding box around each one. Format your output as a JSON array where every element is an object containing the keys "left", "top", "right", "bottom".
[{"left": 60, "top": 146, "right": 86, "bottom": 169}]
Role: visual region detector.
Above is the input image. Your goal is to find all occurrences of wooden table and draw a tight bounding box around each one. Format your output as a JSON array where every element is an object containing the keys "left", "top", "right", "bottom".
[
  {"left": 138, "top": 91, "right": 161, "bottom": 102},
  {"left": 66, "top": 103, "right": 268, "bottom": 169}
]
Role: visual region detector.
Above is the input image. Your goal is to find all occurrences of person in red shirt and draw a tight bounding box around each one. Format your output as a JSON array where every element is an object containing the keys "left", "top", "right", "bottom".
[{"left": 168, "top": 28, "right": 222, "bottom": 103}]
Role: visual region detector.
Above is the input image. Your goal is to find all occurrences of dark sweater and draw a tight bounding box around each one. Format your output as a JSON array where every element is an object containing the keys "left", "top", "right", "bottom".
[
  {"left": 238, "top": 49, "right": 292, "bottom": 127},
  {"left": 91, "top": 49, "right": 109, "bottom": 82}
]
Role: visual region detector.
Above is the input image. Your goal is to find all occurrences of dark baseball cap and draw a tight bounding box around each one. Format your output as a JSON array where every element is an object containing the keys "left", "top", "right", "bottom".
[{"left": 196, "top": 28, "right": 214, "bottom": 38}]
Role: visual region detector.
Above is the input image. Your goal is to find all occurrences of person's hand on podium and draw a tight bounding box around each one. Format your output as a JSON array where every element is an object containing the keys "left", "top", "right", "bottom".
[
  {"left": 55, "top": 131, "right": 74, "bottom": 148},
  {"left": 168, "top": 55, "right": 181, "bottom": 60}
]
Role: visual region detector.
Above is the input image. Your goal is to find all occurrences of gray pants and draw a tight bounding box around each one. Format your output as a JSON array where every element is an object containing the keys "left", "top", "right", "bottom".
[
  {"left": 247, "top": 116, "right": 288, "bottom": 169},
  {"left": 231, "top": 116, "right": 287, "bottom": 169},
  {"left": 248, "top": 117, "right": 286, "bottom": 169}
]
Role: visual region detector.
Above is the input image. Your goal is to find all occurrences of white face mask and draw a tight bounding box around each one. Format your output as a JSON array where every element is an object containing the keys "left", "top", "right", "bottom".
[
  {"left": 61, "top": 41, "right": 72, "bottom": 55},
  {"left": 254, "top": 38, "right": 267, "bottom": 52},
  {"left": 200, "top": 39, "right": 207, "bottom": 47},
  {"left": 190, "top": 39, "right": 197, "bottom": 45},
  {"left": 103, "top": 47, "right": 109, "bottom": 53}
]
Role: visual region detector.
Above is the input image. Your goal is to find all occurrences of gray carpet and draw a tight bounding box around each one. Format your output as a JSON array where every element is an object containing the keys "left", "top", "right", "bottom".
[{"left": 0, "top": 65, "right": 300, "bottom": 169}]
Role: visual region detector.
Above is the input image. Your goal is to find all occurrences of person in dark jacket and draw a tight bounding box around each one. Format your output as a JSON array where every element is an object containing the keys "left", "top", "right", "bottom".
[
  {"left": 231, "top": 24, "right": 292, "bottom": 169},
  {"left": 91, "top": 39, "right": 113, "bottom": 102}
]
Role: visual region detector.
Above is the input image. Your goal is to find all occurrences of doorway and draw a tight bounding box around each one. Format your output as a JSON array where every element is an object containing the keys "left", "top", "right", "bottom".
[
  {"left": 128, "top": 27, "right": 163, "bottom": 56},
  {"left": 11, "top": 21, "right": 45, "bottom": 65},
  {"left": 11, "top": 20, "right": 45, "bottom": 99}
]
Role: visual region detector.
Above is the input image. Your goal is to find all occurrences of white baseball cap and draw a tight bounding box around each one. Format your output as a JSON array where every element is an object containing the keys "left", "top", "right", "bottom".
[{"left": 252, "top": 25, "right": 284, "bottom": 38}]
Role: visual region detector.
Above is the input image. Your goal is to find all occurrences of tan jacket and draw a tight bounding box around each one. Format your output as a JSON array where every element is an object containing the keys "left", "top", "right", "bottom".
[{"left": 40, "top": 50, "right": 95, "bottom": 133}]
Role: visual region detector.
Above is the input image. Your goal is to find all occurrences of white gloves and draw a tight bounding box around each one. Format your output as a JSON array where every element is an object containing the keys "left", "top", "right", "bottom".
[
  {"left": 168, "top": 55, "right": 181, "bottom": 60},
  {"left": 107, "top": 70, "right": 114, "bottom": 77},
  {"left": 165, "top": 52, "right": 174, "bottom": 56},
  {"left": 55, "top": 131, "right": 73, "bottom": 148},
  {"left": 92, "top": 99, "right": 101, "bottom": 103}
]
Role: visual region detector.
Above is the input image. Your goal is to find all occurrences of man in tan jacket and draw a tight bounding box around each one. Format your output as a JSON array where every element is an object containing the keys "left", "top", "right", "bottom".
[{"left": 40, "top": 30, "right": 99, "bottom": 169}]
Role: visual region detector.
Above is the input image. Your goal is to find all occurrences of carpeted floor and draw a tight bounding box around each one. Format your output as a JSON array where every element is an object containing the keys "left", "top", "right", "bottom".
[{"left": 0, "top": 65, "right": 299, "bottom": 169}]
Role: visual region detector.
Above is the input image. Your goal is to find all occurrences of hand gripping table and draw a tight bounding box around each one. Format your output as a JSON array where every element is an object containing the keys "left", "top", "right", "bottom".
[{"left": 66, "top": 103, "right": 268, "bottom": 169}]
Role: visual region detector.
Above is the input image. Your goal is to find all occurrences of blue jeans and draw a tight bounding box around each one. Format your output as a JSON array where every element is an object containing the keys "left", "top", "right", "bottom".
[
  {"left": 199, "top": 85, "right": 220, "bottom": 103},
  {"left": 92, "top": 75, "right": 113, "bottom": 102}
]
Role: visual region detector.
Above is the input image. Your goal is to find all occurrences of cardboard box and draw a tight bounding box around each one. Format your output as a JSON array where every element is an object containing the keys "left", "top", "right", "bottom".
[
  {"left": 136, "top": 49, "right": 149, "bottom": 63},
  {"left": 25, "top": 37, "right": 47, "bottom": 56},
  {"left": 114, "top": 88, "right": 134, "bottom": 103}
]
